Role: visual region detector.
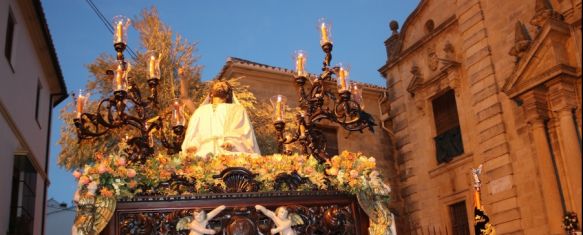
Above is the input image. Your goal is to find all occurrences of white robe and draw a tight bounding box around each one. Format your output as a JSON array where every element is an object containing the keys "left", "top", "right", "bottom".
[{"left": 181, "top": 103, "right": 261, "bottom": 157}]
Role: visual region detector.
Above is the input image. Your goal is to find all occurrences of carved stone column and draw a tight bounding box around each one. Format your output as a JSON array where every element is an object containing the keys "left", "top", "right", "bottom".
[
  {"left": 521, "top": 88, "right": 565, "bottom": 234},
  {"left": 547, "top": 77, "right": 582, "bottom": 219}
]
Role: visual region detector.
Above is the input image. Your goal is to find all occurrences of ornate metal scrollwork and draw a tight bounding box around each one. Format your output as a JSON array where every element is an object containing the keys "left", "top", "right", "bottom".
[
  {"left": 275, "top": 40, "right": 376, "bottom": 163},
  {"left": 274, "top": 171, "right": 312, "bottom": 191},
  {"left": 212, "top": 167, "right": 261, "bottom": 193},
  {"left": 73, "top": 35, "right": 185, "bottom": 163}
]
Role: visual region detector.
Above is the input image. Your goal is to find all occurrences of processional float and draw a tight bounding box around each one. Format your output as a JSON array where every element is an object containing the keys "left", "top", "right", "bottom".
[{"left": 71, "top": 15, "right": 392, "bottom": 235}]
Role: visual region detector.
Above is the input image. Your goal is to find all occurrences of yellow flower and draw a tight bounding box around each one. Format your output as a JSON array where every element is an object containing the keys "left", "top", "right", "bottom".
[{"left": 327, "top": 167, "right": 339, "bottom": 176}]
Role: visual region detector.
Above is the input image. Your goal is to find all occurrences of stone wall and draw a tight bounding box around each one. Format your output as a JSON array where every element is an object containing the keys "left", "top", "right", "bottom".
[{"left": 379, "top": 0, "right": 581, "bottom": 234}]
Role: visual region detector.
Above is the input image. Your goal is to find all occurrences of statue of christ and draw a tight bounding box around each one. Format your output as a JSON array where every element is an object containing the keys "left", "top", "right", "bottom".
[{"left": 181, "top": 81, "right": 261, "bottom": 157}]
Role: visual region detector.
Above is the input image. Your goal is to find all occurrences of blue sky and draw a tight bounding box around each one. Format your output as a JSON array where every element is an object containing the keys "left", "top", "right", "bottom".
[{"left": 43, "top": 0, "right": 420, "bottom": 203}]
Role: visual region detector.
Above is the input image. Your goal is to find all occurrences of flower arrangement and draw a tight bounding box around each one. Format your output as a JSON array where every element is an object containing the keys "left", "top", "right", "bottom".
[{"left": 72, "top": 149, "right": 381, "bottom": 199}]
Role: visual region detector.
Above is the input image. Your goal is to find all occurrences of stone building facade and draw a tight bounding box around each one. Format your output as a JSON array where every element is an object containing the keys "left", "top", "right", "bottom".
[
  {"left": 379, "top": 0, "right": 581, "bottom": 234},
  {"left": 1, "top": 0, "right": 68, "bottom": 234}
]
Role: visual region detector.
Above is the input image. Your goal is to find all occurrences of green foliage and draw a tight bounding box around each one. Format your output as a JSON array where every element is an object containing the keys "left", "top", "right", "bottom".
[{"left": 58, "top": 7, "right": 202, "bottom": 170}]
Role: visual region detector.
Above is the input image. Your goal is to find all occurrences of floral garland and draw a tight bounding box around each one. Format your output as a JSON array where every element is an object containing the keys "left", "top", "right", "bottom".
[{"left": 72, "top": 150, "right": 380, "bottom": 199}]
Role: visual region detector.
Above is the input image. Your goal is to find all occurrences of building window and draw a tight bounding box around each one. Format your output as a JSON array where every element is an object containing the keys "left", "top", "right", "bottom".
[
  {"left": 432, "top": 90, "right": 464, "bottom": 163},
  {"left": 34, "top": 80, "right": 42, "bottom": 127},
  {"left": 320, "top": 126, "right": 339, "bottom": 156},
  {"left": 449, "top": 201, "right": 470, "bottom": 235},
  {"left": 5, "top": 8, "right": 16, "bottom": 67},
  {"left": 9, "top": 156, "right": 37, "bottom": 235}
]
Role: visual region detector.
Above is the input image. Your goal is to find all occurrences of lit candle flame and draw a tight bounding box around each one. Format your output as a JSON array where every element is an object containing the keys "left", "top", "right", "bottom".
[
  {"left": 320, "top": 23, "right": 329, "bottom": 44},
  {"left": 296, "top": 53, "right": 305, "bottom": 76},
  {"left": 276, "top": 95, "right": 283, "bottom": 121},
  {"left": 116, "top": 21, "right": 123, "bottom": 43},
  {"left": 76, "top": 93, "right": 87, "bottom": 118},
  {"left": 149, "top": 55, "right": 156, "bottom": 79},
  {"left": 338, "top": 67, "right": 348, "bottom": 91}
]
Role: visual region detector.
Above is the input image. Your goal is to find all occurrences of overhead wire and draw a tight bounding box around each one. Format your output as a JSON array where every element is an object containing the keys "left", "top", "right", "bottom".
[{"left": 84, "top": 0, "right": 138, "bottom": 60}]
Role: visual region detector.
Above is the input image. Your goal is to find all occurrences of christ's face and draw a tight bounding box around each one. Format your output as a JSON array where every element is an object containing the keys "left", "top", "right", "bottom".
[{"left": 210, "top": 82, "right": 231, "bottom": 100}]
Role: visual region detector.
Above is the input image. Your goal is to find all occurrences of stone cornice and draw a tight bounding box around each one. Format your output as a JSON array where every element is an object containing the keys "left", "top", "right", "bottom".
[
  {"left": 506, "top": 63, "right": 579, "bottom": 98},
  {"left": 503, "top": 18, "right": 579, "bottom": 98},
  {"left": 379, "top": 15, "right": 457, "bottom": 76},
  {"left": 218, "top": 57, "right": 389, "bottom": 94},
  {"left": 428, "top": 152, "right": 473, "bottom": 179},
  {"left": 407, "top": 62, "right": 461, "bottom": 96}
]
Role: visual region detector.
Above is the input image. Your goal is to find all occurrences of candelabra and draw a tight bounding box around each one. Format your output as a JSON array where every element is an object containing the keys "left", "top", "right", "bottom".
[
  {"left": 273, "top": 19, "right": 376, "bottom": 163},
  {"left": 73, "top": 16, "right": 185, "bottom": 163}
]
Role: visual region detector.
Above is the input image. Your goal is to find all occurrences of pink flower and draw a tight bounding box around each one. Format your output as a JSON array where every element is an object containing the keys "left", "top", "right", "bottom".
[
  {"left": 98, "top": 164, "right": 108, "bottom": 174},
  {"left": 78, "top": 176, "right": 90, "bottom": 185},
  {"left": 115, "top": 157, "right": 126, "bottom": 166},
  {"left": 126, "top": 168, "right": 136, "bottom": 178},
  {"left": 72, "top": 170, "right": 82, "bottom": 179},
  {"left": 350, "top": 170, "right": 359, "bottom": 178}
]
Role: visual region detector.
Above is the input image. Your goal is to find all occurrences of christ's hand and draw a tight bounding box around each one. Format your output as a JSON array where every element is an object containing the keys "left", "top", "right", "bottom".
[
  {"left": 221, "top": 142, "right": 234, "bottom": 151},
  {"left": 186, "top": 146, "right": 197, "bottom": 154}
]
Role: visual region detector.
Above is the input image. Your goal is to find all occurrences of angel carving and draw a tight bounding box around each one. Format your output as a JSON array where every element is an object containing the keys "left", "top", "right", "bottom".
[
  {"left": 177, "top": 205, "right": 226, "bottom": 235},
  {"left": 255, "top": 205, "right": 303, "bottom": 235},
  {"left": 71, "top": 183, "right": 116, "bottom": 235}
]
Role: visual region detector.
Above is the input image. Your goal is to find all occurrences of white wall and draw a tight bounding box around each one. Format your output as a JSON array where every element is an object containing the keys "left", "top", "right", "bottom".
[{"left": 0, "top": 0, "right": 63, "bottom": 234}]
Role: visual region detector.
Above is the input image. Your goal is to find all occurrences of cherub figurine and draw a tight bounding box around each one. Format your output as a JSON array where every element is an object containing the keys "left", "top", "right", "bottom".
[
  {"left": 177, "top": 205, "right": 226, "bottom": 235},
  {"left": 255, "top": 205, "right": 303, "bottom": 235}
]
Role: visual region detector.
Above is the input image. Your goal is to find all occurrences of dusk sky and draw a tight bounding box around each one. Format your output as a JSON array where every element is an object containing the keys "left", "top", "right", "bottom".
[{"left": 42, "top": 0, "right": 420, "bottom": 203}]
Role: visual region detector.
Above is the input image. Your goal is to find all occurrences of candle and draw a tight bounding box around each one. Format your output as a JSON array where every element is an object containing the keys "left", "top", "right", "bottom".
[
  {"left": 271, "top": 95, "right": 286, "bottom": 122},
  {"left": 172, "top": 100, "right": 184, "bottom": 127},
  {"left": 338, "top": 67, "right": 348, "bottom": 91},
  {"left": 320, "top": 23, "right": 329, "bottom": 44},
  {"left": 351, "top": 83, "right": 364, "bottom": 108},
  {"left": 275, "top": 95, "right": 282, "bottom": 121},
  {"left": 115, "top": 64, "right": 124, "bottom": 91},
  {"left": 149, "top": 55, "right": 156, "bottom": 79},
  {"left": 115, "top": 21, "right": 123, "bottom": 44},
  {"left": 76, "top": 92, "right": 88, "bottom": 118},
  {"left": 296, "top": 52, "right": 305, "bottom": 76}
]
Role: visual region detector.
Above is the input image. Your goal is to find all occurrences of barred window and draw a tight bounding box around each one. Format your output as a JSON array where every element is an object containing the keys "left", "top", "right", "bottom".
[
  {"left": 8, "top": 156, "right": 37, "bottom": 235},
  {"left": 432, "top": 90, "right": 464, "bottom": 163}
]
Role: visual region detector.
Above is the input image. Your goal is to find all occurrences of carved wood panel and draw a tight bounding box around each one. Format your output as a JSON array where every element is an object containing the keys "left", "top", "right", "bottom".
[{"left": 102, "top": 192, "right": 369, "bottom": 235}]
